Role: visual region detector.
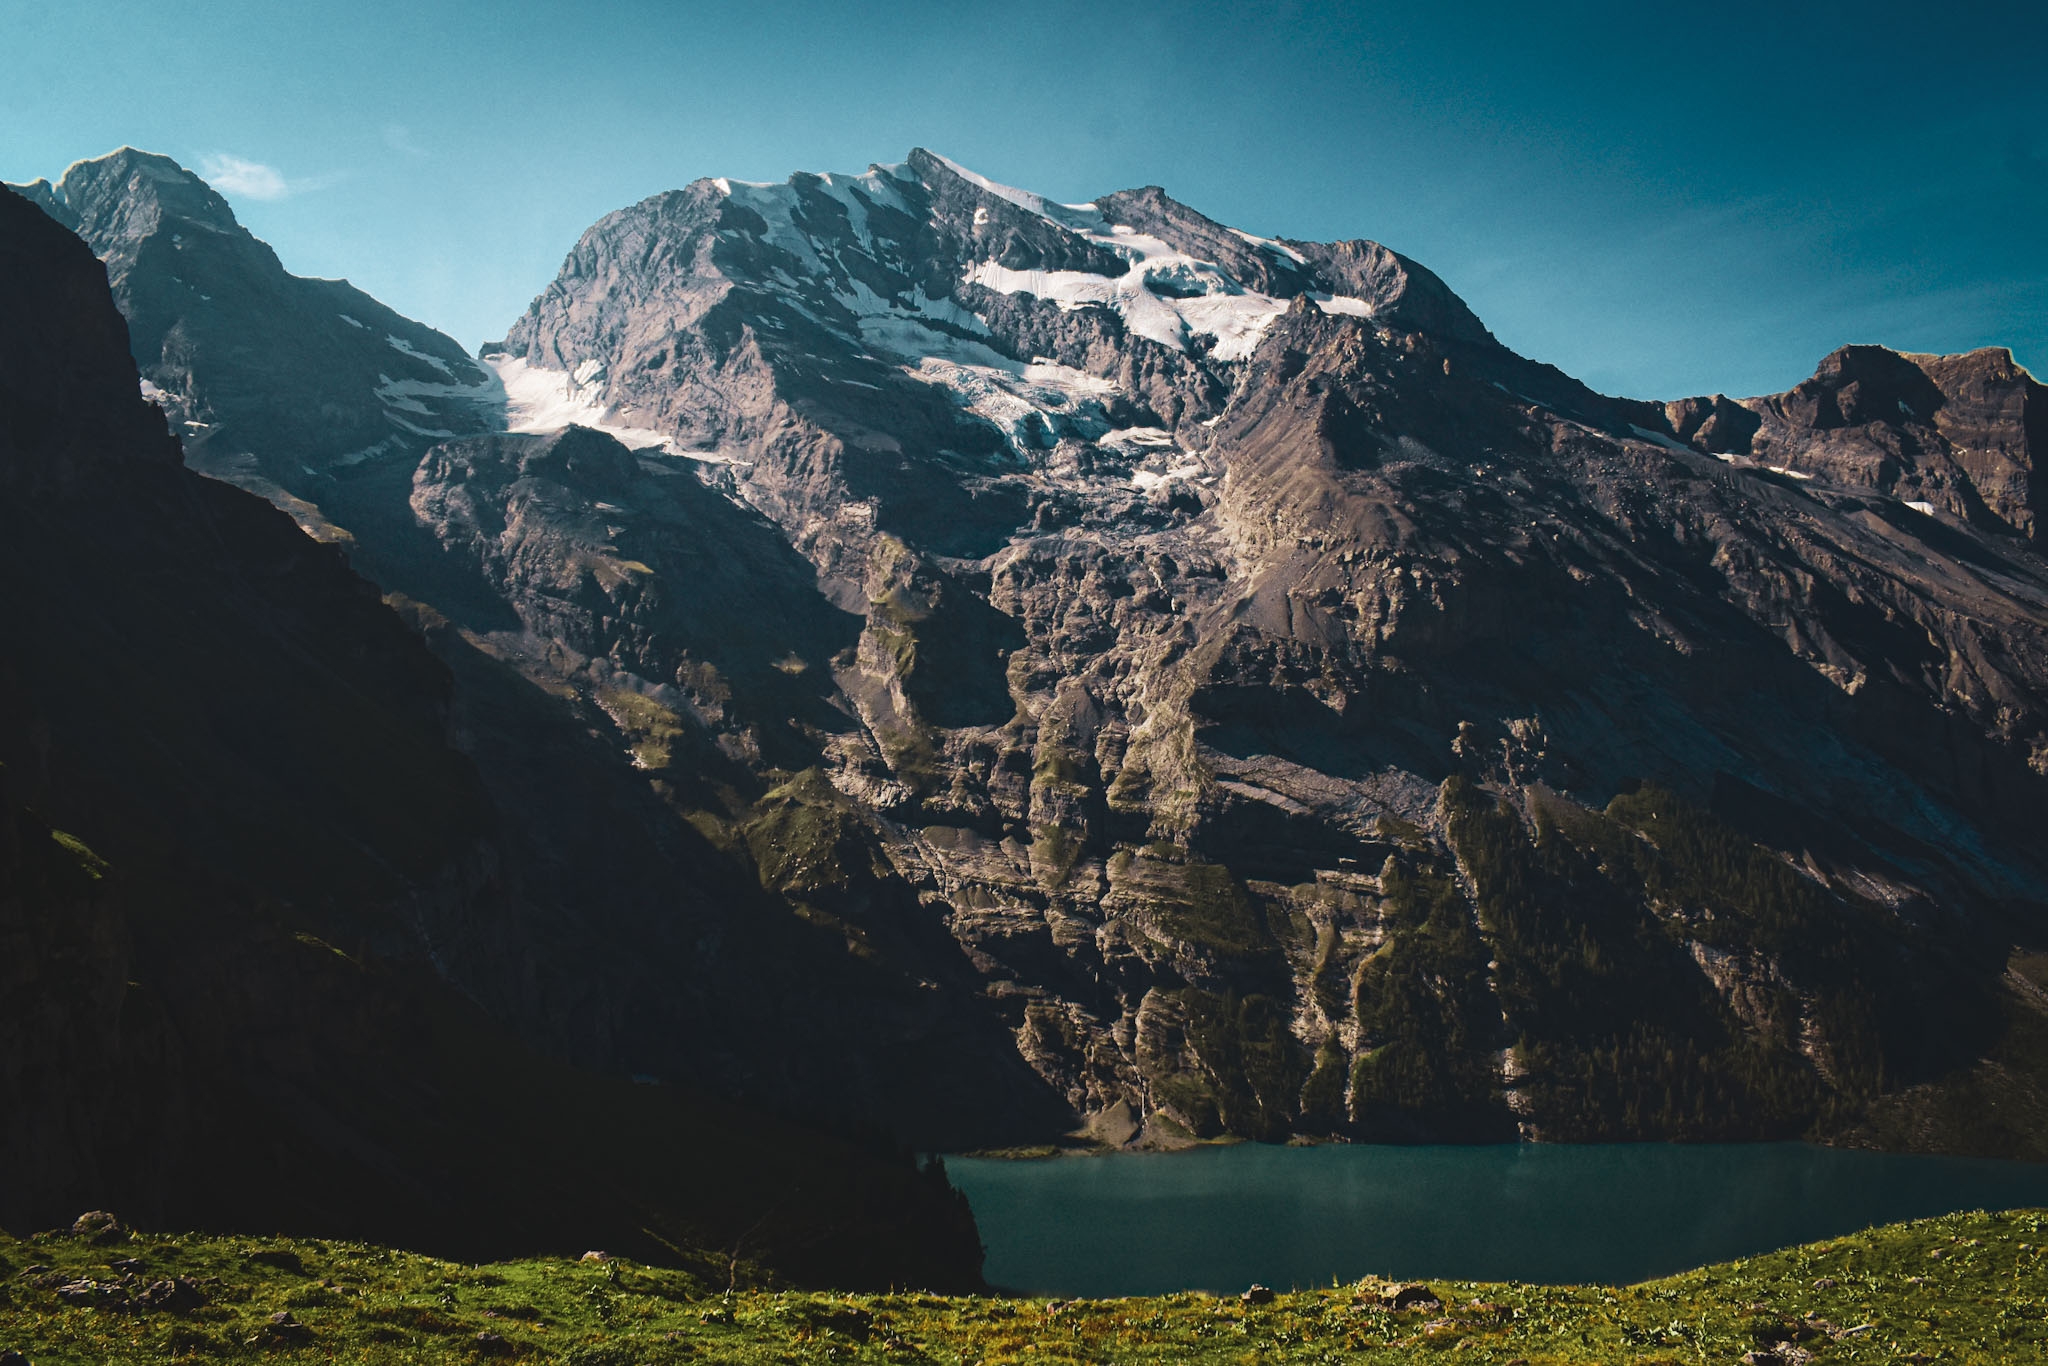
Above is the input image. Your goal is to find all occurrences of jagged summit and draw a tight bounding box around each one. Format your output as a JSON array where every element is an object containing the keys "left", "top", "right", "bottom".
[
  {"left": 482, "top": 146, "right": 1581, "bottom": 594},
  {"left": 54, "top": 147, "right": 242, "bottom": 238},
  {"left": 495, "top": 146, "right": 1489, "bottom": 378},
  {"left": 911, "top": 147, "right": 1103, "bottom": 224},
  {"left": 7, "top": 146, "right": 499, "bottom": 542},
  {"left": 10, "top": 148, "right": 226, "bottom": 232}
]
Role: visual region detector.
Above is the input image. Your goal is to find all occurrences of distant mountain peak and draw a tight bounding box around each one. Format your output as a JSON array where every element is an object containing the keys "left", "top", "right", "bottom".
[
  {"left": 7, "top": 145, "right": 497, "bottom": 543},
  {"left": 53, "top": 146, "right": 244, "bottom": 241}
]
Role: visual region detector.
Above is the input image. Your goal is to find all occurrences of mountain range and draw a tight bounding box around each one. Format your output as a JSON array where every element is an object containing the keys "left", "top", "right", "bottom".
[{"left": 6, "top": 143, "right": 2046, "bottom": 1250}]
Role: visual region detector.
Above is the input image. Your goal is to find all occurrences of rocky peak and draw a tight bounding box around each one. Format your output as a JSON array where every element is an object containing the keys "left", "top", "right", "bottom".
[
  {"left": 486, "top": 148, "right": 1546, "bottom": 599},
  {"left": 904, "top": 147, "right": 1128, "bottom": 276},
  {"left": 1294, "top": 238, "right": 1495, "bottom": 348},
  {"left": 56, "top": 147, "right": 244, "bottom": 259},
  {"left": 1664, "top": 392, "right": 1762, "bottom": 454},
  {"left": 1784, "top": 344, "right": 1952, "bottom": 430},
  {"left": 1092, "top": 183, "right": 1313, "bottom": 298},
  {"left": 1670, "top": 344, "right": 2045, "bottom": 543}
]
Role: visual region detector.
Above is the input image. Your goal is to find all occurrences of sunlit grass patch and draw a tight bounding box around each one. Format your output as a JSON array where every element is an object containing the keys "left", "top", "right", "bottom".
[{"left": 4, "top": 1208, "right": 2046, "bottom": 1364}]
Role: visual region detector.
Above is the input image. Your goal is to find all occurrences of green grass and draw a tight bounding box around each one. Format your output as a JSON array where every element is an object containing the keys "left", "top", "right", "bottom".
[
  {"left": 596, "top": 688, "right": 687, "bottom": 771},
  {"left": 4, "top": 1209, "right": 2047, "bottom": 1364},
  {"left": 46, "top": 830, "right": 107, "bottom": 882}
]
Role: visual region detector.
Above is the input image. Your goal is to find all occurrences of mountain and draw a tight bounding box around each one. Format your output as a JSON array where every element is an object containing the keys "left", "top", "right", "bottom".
[
  {"left": 12, "top": 149, "right": 499, "bottom": 542},
  {"left": 0, "top": 181, "right": 984, "bottom": 1288},
  {"left": 16, "top": 148, "right": 2048, "bottom": 1160},
  {"left": 481, "top": 149, "right": 2048, "bottom": 1152}
]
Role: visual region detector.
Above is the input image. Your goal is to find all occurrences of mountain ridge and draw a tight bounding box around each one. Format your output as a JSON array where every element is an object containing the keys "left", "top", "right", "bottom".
[{"left": 11, "top": 145, "right": 2046, "bottom": 1161}]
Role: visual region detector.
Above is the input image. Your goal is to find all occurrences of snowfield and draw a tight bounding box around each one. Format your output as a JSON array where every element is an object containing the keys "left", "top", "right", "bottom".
[{"left": 486, "top": 355, "right": 673, "bottom": 450}]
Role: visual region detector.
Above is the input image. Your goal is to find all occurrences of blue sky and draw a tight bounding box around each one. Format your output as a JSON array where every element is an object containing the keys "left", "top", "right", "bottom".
[{"left": 4, "top": 0, "right": 2041, "bottom": 399}]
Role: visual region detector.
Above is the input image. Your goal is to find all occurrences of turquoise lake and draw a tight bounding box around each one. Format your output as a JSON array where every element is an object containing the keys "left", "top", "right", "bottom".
[{"left": 945, "top": 1142, "right": 2048, "bottom": 1296}]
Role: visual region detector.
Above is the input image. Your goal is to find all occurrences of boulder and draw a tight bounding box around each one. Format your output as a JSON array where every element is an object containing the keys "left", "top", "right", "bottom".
[{"left": 1380, "top": 1283, "right": 1441, "bottom": 1310}]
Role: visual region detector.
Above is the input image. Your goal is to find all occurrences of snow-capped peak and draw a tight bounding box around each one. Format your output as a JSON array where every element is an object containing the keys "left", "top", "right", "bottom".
[{"left": 919, "top": 149, "right": 1104, "bottom": 231}]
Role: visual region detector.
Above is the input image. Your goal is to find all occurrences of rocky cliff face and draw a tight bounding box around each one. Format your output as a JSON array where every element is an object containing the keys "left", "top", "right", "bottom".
[
  {"left": 0, "top": 182, "right": 984, "bottom": 1288},
  {"left": 1671, "top": 344, "right": 2043, "bottom": 546},
  {"left": 23, "top": 147, "right": 2048, "bottom": 1160}
]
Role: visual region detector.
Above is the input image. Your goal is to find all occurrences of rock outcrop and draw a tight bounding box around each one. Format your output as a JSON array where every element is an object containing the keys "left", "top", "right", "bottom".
[{"left": 1671, "top": 344, "right": 2042, "bottom": 545}]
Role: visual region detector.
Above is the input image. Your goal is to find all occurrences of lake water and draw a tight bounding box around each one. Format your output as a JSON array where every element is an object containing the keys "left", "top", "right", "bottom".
[{"left": 946, "top": 1142, "right": 2048, "bottom": 1295}]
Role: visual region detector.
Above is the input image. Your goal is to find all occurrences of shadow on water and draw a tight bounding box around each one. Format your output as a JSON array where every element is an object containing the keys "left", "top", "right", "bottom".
[{"left": 946, "top": 1142, "right": 2048, "bottom": 1295}]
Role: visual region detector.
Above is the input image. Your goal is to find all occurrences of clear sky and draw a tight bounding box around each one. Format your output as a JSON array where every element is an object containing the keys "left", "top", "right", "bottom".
[{"left": 4, "top": 0, "right": 2042, "bottom": 400}]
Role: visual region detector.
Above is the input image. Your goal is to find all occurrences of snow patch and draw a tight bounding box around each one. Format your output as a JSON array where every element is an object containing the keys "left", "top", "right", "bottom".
[
  {"left": 1713, "top": 452, "right": 1817, "bottom": 481},
  {"left": 1904, "top": 499, "right": 1938, "bottom": 516},
  {"left": 1628, "top": 423, "right": 1695, "bottom": 454},
  {"left": 807, "top": 168, "right": 913, "bottom": 244},
  {"left": 334, "top": 437, "right": 398, "bottom": 467},
  {"left": 716, "top": 163, "right": 922, "bottom": 269},
  {"left": 896, "top": 350, "right": 1126, "bottom": 460},
  {"left": 1311, "top": 293, "right": 1375, "bottom": 318},
  {"left": 1100, "top": 427, "right": 1179, "bottom": 452},
  {"left": 338, "top": 314, "right": 365, "bottom": 329},
  {"left": 387, "top": 333, "right": 455, "bottom": 377},
  {"left": 1097, "top": 426, "right": 1204, "bottom": 491},
  {"left": 384, "top": 412, "right": 458, "bottom": 438},
  {"left": 961, "top": 210, "right": 1350, "bottom": 361},
  {"left": 374, "top": 366, "right": 500, "bottom": 430},
  {"left": 903, "top": 356, "right": 1110, "bottom": 457},
  {"left": 1230, "top": 227, "right": 1308, "bottom": 265},
  {"left": 718, "top": 178, "right": 827, "bottom": 272},
  {"left": 922, "top": 151, "right": 1103, "bottom": 230},
  {"left": 963, "top": 253, "right": 1287, "bottom": 362},
  {"left": 831, "top": 277, "right": 998, "bottom": 367},
  {"left": 858, "top": 312, "right": 1010, "bottom": 370},
  {"left": 487, "top": 355, "right": 672, "bottom": 450}
]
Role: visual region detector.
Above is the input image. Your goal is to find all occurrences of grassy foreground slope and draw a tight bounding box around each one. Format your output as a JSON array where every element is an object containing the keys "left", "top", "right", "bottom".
[{"left": 3, "top": 1210, "right": 2044, "bottom": 1365}]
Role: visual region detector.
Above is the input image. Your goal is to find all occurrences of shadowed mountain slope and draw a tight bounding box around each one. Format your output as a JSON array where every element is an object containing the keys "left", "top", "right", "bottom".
[{"left": 0, "top": 182, "right": 984, "bottom": 1290}]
